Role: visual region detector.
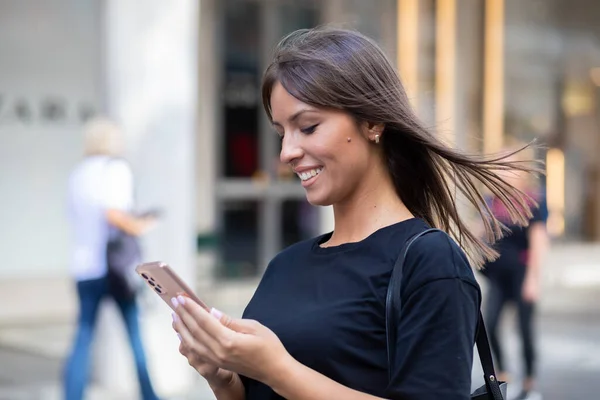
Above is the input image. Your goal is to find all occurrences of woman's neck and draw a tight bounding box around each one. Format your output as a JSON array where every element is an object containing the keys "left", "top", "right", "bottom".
[{"left": 323, "top": 168, "right": 414, "bottom": 247}]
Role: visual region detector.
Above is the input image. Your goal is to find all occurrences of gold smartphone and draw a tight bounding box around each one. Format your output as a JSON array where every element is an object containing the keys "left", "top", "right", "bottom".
[{"left": 135, "top": 261, "right": 209, "bottom": 311}]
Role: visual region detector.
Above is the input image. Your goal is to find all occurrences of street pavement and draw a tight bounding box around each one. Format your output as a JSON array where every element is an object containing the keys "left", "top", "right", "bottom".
[
  {"left": 471, "top": 309, "right": 600, "bottom": 400},
  {"left": 1, "top": 305, "right": 599, "bottom": 399},
  {"left": 2, "top": 247, "right": 600, "bottom": 400}
]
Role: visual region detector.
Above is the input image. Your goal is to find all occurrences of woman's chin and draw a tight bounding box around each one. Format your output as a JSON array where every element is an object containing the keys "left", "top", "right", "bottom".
[{"left": 305, "top": 190, "right": 335, "bottom": 207}]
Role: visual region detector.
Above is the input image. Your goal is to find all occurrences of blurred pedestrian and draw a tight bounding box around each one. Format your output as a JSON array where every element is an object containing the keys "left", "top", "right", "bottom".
[
  {"left": 481, "top": 143, "right": 550, "bottom": 400},
  {"left": 169, "top": 27, "right": 536, "bottom": 400},
  {"left": 63, "top": 117, "right": 161, "bottom": 400}
]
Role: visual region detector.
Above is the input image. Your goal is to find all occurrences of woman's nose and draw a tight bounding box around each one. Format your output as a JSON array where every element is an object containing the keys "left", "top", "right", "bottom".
[{"left": 279, "top": 134, "right": 304, "bottom": 165}]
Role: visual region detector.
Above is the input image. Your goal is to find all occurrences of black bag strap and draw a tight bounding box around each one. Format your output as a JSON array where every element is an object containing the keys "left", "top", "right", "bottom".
[
  {"left": 475, "top": 309, "right": 506, "bottom": 399},
  {"left": 385, "top": 228, "right": 504, "bottom": 400}
]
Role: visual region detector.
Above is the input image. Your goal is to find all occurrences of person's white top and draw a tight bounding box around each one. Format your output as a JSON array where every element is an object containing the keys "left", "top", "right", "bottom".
[{"left": 67, "top": 155, "right": 134, "bottom": 281}]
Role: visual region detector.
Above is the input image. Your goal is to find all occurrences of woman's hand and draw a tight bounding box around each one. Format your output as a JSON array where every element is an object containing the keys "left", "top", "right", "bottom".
[
  {"left": 177, "top": 339, "right": 236, "bottom": 390},
  {"left": 521, "top": 275, "right": 540, "bottom": 303},
  {"left": 171, "top": 295, "right": 292, "bottom": 386}
]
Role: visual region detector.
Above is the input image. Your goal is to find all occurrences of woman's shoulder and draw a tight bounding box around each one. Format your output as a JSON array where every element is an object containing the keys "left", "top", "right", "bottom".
[{"left": 399, "top": 228, "right": 479, "bottom": 294}]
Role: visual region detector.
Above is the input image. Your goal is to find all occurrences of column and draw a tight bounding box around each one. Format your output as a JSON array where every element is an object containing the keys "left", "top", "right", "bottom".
[
  {"left": 259, "top": 2, "right": 283, "bottom": 270},
  {"left": 196, "top": 0, "right": 219, "bottom": 288},
  {"left": 455, "top": 0, "right": 484, "bottom": 153},
  {"left": 321, "top": 0, "right": 345, "bottom": 24},
  {"left": 483, "top": 0, "right": 505, "bottom": 154},
  {"left": 397, "top": 0, "right": 420, "bottom": 108},
  {"left": 93, "top": 0, "right": 200, "bottom": 397},
  {"left": 435, "top": 0, "right": 457, "bottom": 146}
]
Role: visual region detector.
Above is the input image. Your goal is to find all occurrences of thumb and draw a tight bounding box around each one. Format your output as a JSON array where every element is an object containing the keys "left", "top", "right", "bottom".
[{"left": 210, "top": 308, "right": 258, "bottom": 334}]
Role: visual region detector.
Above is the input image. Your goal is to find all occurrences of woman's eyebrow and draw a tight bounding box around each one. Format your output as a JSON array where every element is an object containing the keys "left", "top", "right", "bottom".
[{"left": 272, "top": 109, "right": 319, "bottom": 126}]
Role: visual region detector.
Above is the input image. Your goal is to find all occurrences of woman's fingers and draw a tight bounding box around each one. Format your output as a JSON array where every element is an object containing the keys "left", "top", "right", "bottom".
[
  {"left": 178, "top": 338, "right": 223, "bottom": 381},
  {"left": 179, "top": 338, "right": 209, "bottom": 365},
  {"left": 174, "top": 314, "right": 221, "bottom": 366},
  {"left": 173, "top": 296, "right": 237, "bottom": 355},
  {"left": 172, "top": 297, "right": 221, "bottom": 350},
  {"left": 171, "top": 310, "right": 205, "bottom": 348}
]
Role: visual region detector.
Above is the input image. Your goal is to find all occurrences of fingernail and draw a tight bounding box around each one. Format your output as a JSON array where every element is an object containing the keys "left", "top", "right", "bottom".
[
  {"left": 170, "top": 297, "right": 178, "bottom": 308},
  {"left": 171, "top": 313, "right": 178, "bottom": 323},
  {"left": 210, "top": 307, "right": 223, "bottom": 319},
  {"left": 177, "top": 295, "right": 186, "bottom": 305},
  {"left": 177, "top": 333, "right": 182, "bottom": 342}
]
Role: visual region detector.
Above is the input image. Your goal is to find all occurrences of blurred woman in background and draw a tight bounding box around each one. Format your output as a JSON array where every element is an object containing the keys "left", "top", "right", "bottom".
[
  {"left": 481, "top": 142, "right": 550, "bottom": 400},
  {"left": 64, "top": 118, "right": 160, "bottom": 400}
]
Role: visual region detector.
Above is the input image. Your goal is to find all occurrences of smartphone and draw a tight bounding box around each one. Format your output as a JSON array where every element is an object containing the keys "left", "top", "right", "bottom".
[
  {"left": 137, "top": 208, "right": 164, "bottom": 219},
  {"left": 135, "top": 261, "right": 209, "bottom": 311}
]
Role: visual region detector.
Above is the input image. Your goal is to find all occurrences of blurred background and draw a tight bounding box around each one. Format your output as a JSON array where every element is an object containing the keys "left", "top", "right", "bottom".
[{"left": 0, "top": 0, "right": 599, "bottom": 399}]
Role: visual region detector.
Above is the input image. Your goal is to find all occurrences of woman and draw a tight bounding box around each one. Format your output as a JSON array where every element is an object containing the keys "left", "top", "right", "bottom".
[
  {"left": 481, "top": 146, "right": 549, "bottom": 400},
  {"left": 64, "top": 118, "right": 160, "bottom": 400},
  {"left": 171, "top": 27, "right": 537, "bottom": 399}
]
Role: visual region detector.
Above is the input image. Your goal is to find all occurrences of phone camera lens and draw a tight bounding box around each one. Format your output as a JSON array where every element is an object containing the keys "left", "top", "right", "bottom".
[
  {"left": 155, "top": 287, "right": 162, "bottom": 294},
  {"left": 141, "top": 273, "right": 149, "bottom": 280},
  {"left": 148, "top": 281, "right": 156, "bottom": 287}
]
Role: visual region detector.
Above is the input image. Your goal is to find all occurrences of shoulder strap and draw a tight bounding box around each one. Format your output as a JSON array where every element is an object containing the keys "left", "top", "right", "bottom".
[
  {"left": 385, "top": 228, "right": 439, "bottom": 377},
  {"left": 385, "top": 228, "right": 504, "bottom": 399}
]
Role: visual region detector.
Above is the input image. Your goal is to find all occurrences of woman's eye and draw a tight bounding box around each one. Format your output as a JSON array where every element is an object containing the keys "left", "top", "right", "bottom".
[
  {"left": 273, "top": 129, "right": 284, "bottom": 142},
  {"left": 300, "top": 124, "right": 319, "bottom": 134}
]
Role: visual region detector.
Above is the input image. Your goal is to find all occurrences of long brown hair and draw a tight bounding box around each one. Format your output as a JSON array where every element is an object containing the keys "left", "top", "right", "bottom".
[{"left": 261, "top": 26, "right": 541, "bottom": 268}]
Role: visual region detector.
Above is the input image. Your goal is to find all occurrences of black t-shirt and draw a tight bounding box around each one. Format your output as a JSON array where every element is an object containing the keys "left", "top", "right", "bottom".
[
  {"left": 241, "top": 218, "right": 481, "bottom": 400},
  {"left": 484, "top": 192, "right": 548, "bottom": 272}
]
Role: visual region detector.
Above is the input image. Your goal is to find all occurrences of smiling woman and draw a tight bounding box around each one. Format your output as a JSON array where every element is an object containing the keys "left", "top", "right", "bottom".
[
  {"left": 269, "top": 89, "right": 388, "bottom": 206},
  {"left": 172, "top": 26, "right": 539, "bottom": 400}
]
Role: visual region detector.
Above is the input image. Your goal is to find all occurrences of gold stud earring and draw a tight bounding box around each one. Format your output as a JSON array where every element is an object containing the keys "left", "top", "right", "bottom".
[{"left": 374, "top": 134, "right": 380, "bottom": 144}]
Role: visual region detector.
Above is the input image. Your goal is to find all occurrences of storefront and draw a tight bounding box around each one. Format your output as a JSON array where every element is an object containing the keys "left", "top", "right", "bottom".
[
  {"left": 203, "top": 0, "right": 397, "bottom": 278},
  {"left": 2, "top": 0, "right": 597, "bottom": 283},
  {"left": 204, "top": 0, "right": 600, "bottom": 280},
  {"left": 502, "top": 0, "right": 600, "bottom": 241}
]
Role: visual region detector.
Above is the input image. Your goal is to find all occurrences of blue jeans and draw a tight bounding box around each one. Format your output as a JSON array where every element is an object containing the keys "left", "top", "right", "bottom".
[{"left": 63, "top": 277, "right": 160, "bottom": 400}]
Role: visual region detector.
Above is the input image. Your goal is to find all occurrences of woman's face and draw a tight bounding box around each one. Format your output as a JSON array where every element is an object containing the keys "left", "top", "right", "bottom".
[{"left": 270, "top": 82, "right": 382, "bottom": 206}]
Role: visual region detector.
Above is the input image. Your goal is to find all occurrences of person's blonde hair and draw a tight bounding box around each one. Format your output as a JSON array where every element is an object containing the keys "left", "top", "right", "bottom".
[{"left": 83, "top": 117, "right": 123, "bottom": 156}]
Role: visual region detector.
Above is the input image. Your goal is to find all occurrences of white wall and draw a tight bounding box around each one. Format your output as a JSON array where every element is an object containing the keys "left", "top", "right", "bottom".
[
  {"left": 95, "top": 0, "right": 200, "bottom": 397},
  {"left": 0, "top": 0, "right": 102, "bottom": 278}
]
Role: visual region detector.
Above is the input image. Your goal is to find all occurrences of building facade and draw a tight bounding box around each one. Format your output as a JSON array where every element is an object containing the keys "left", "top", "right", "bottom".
[
  {"left": 2, "top": 0, "right": 600, "bottom": 283},
  {"left": 203, "top": 0, "right": 600, "bottom": 281},
  {"left": 2, "top": 1, "right": 600, "bottom": 396}
]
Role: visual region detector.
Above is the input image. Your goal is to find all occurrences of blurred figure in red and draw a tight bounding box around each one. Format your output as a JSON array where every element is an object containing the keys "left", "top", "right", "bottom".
[{"left": 481, "top": 144, "right": 550, "bottom": 400}]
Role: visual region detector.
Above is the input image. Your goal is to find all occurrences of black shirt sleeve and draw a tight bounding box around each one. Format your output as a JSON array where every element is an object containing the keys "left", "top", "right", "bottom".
[
  {"left": 530, "top": 193, "right": 548, "bottom": 224},
  {"left": 385, "top": 232, "right": 480, "bottom": 400}
]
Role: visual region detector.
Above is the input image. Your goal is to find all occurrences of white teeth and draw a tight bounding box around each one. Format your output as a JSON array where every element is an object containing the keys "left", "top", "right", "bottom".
[{"left": 298, "top": 168, "right": 322, "bottom": 181}]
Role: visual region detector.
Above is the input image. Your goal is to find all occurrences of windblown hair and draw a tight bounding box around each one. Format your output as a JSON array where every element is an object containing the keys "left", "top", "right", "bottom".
[{"left": 261, "top": 26, "right": 542, "bottom": 269}]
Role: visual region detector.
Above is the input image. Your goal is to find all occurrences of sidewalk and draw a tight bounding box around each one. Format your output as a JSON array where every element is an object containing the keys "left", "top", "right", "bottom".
[
  {"left": 0, "top": 280, "right": 257, "bottom": 400},
  {"left": 1, "top": 244, "right": 599, "bottom": 399}
]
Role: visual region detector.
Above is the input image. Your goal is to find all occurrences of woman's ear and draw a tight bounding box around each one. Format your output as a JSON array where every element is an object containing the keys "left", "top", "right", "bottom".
[{"left": 365, "top": 122, "right": 385, "bottom": 143}]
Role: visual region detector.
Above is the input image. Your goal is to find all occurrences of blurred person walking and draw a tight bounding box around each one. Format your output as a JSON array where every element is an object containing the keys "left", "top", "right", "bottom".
[
  {"left": 481, "top": 144, "right": 549, "bottom": 400},
  {"left": 63, "top": 118, "right": 161, "bottom": 400}
]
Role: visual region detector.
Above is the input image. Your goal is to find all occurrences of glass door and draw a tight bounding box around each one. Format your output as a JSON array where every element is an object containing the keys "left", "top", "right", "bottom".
[{"left": 215, "top": 0, "right": 321, "bottom": 279}]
